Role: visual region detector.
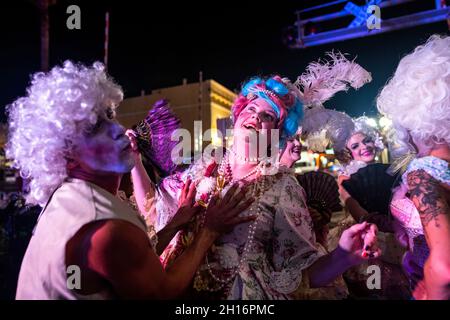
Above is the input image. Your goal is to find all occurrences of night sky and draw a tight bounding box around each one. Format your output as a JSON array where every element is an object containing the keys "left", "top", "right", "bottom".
[{"left": 1, "top": 0, "right": 448, "bottom": 123}]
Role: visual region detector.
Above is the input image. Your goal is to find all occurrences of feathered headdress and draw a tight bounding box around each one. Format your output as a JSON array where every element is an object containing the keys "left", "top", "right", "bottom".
[
  {"left": 297, "top": 52, "right": 373, "bottom": 153},
  {"left": 296, "top": 51, "right": 372, "bottom": 107},
  {"left": 133, "top": 99, "right": 181, "bottom": 176}
]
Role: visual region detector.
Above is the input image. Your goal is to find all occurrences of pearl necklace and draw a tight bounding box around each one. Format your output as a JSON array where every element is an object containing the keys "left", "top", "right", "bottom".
[
  {"left": 228, "top": 147, "right": 259, "bottom": 163},
  {"left": 195, "top": 150, "right": 269, "bottom": 292}
]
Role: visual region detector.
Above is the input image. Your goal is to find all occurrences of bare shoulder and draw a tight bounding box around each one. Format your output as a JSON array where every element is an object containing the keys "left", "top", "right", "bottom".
[
  {"left": 89, "top": 220, "right": 150, "bottom": 259},
  {"left": 407, "top": 169, "right": 449, "bottom": 228},
  {"left": 67, "top": 219, "right": 151, "bottom": 273}
]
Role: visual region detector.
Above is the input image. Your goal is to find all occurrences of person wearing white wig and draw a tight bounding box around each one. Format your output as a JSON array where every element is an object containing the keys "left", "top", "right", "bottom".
[
  {"left": 377, "top": 34, "right": 450, "bottom": 300},
  {"left": 7, "top": 61, "right": 254, "bottom": 299}
]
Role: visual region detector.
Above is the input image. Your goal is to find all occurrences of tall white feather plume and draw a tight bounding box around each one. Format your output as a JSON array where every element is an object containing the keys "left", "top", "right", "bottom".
[{"left": 295, "top": 51, "right": 372, "bottom": 107}]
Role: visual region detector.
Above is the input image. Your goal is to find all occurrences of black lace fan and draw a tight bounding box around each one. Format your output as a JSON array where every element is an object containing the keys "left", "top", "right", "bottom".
[
  {"left": 297, "top": 171, "right": 342, "bottom": 214},
  {"left": 341, "top": 163, "right": 398, "bottom": 216}
]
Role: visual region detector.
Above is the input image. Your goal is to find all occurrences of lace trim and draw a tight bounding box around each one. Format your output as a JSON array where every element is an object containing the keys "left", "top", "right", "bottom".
[
  {"left": 403, "top": 156, "right": 450, "bottom": 186},
  {"left": 269, "top": 253, "right": 319, "bottom": 294},
  {"left": 336, "top": 160, "right": 367, "bottom": 176},
  {"left": 117, "top": 190, "right": 159, "bottom": 252}
]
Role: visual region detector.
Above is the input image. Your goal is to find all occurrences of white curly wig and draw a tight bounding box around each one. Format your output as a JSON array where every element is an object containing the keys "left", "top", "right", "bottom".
[
  {"left": 6, "top": 61, "right": 123, "bottom": 206},
  {"left": 377, "top": 34, "right": 450, "bottom": 156}
]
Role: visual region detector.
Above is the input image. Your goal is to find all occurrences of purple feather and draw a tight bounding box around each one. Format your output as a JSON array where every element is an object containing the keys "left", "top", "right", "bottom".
[{"left": 134, "top": 99, "right": 181, "bottom": 176}]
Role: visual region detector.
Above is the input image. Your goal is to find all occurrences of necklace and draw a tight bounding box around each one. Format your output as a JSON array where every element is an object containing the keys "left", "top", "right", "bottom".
[
  {"left": 194, "top": 150, "right": 269, "bottom": 292},
  {"left": 228, "top": 147, "right": 259, "bottom": 163}
]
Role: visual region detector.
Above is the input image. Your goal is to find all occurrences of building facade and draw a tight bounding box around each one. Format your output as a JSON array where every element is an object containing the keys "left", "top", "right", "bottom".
[{"left": 116, "top": 79, "right": 236, "bottom": 151}]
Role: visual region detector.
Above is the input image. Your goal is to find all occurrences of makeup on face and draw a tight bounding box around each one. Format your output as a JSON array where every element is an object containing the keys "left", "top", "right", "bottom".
[
  {"left": 346, "top": 133, "right": 376, "bottom": 163},
  {"left": 77, "top": 110, "right": 135, "bottom": 174},
  {"left": 238, "top": 99, "right": 278, "bottom": 133},
  {"left": 279, "top": 135, "right": 302, "bottom": 168}
]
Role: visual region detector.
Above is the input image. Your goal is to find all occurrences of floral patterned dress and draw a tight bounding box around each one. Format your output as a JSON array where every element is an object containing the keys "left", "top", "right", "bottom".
[{"left": 155, "top": 159, "right": 322, "bottom": 299}]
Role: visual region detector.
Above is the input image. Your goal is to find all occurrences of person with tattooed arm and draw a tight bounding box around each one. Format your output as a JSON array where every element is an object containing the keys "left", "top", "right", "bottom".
[{"left": 377, "top": 35, "right": 450, "bottom": 300}]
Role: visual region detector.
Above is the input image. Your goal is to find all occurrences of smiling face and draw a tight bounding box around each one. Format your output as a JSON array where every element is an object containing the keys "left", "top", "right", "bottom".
[
  {"left": 74, "top": 111, "right": 135, "bottom": 175},
  {"left": 346, "top": 132, "right": 376, "bottom": 163},
  {"left": 279, "top": 134, "right": 302, "bottom": 168},
  {"left": 234, "top": 98, "right": 278, "bottom": 131},
  {"left": 233, "top": 98, "right": 279, "bottom": 152}
]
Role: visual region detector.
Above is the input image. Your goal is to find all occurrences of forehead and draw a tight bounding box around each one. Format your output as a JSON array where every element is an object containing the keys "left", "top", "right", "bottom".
[
  {"left": 288, "top": 134, "right": 301, "bottom": 142},
  {"left": 347, "top": 132, "right": 367, "bottom": 144},
  {"left": 246, "top": 98, "right": 276, "bottom": 113}
]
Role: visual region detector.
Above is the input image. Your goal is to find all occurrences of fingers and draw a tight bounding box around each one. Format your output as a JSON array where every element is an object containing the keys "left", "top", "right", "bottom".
[
  {"left": 363, "top": 223, "right": 378, "bottom": 248},
  {"left": 369, "top": 223, "right": 378, "bottom": 238},
  {"left": 125, "top": 129, "right": 137, "bottom": 139},
  {"left": 221, "top": 183, "right": 239, "bottom": 204},
  {"left": 361, "top": 248, "right": 381, "bottom": 259},
  {"left": 179, "top": 178, "right": 191, "bottom": 205},
  {"left": 227, "top": 189, "right": 248, "bottom": 209},
  {"left": 229, "top": 197, "right": 255, "bottom": 217},
  {"left": 125, "top": 129, "right": 139, "bottom": 151},
  {"left": 181, "top": 178, "right": 190, "bottom": 196},
  {"left": 186, "top": 180, "right": 197, "bottom": 204},
  {"left": 208, "top": 192, "right": 219, "bottom": 208},
  {"left": 345, "top": 221, "right": 368, "bottom": 237},
  {"left": 362, "top": 223, "right": 380, "bottom": 258},
  {"left": 228, "top": 215, "right": 257, "bottom": 226},
  {"left": 338, "top": 175, "right": 349, "bottom": 185},
  {"left": 191, "top": 205, "right": 203, "bottom": 216},
  {"left": 370, "top": 248, "right": 382, "bottom": 259}
]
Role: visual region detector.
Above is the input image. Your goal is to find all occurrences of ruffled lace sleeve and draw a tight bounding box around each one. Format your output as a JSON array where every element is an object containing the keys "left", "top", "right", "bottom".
[
  {"left": 403, "top": 156, "right": 450, "bottom": 186},
  {"left": 270, "top": 175, "right": 323, "bottom": 294},
  {"left": 155, "top": 173, "right": 184, "bottom": 231}
]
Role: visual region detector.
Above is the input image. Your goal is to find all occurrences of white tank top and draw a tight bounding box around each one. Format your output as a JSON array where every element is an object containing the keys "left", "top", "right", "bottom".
[{"left": 16, "top": 178, "right": 148, "bottom": 300}]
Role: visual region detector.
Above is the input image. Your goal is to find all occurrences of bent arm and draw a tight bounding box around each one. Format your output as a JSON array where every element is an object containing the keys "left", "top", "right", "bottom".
[
  {"left": 131, "top": 157, "right": 156, "bottom": 217},
  {"left": 307, "top": 246, "right": 354, "bottom": 288},
  {"left": 344, "top": 197, "right": 370, "bottom": 222},
  {"left": 155, "top": 220, "right": 183, "bottom": 255},
  {"left": 87, "top": 220, "right": 216, "bottom": 299},
  {"left": 407, "top": 169, "right": 450, "bottom": 299},
  {"left": 338, "top": 175, "right": 369, "bottom": 222}
]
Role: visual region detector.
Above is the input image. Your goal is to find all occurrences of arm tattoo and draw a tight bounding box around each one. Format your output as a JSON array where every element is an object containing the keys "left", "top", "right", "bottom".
[{"left": 407, "top": 169, "right": 449, "bottom": 228}]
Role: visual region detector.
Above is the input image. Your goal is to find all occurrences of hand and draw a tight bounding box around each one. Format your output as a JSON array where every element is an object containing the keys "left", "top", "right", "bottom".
[
  {"left": 169, "top": 178, "right": 202, "bottom": 230},
  {"left": 308, "top": 206, "right": 332, "bottom": 231},
  {"left": 338, "top": 175, "right": 351, "bottom": 203},
  {"left": 204, "top": 183, "right": 256, "bottom": 237},
  {"left": 125, "top": 129, "right": 142, "bottom": 163},
  {"left": 338, "top": 222, "right": 381, "bottom": 266},
  {"left": 362, "top": 212, "right": 395, "bottom": 233}
]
